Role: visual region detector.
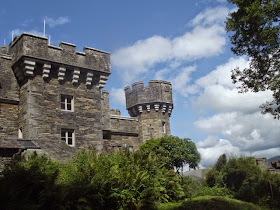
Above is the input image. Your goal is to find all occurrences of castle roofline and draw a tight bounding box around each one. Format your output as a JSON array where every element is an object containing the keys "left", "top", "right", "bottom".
[
  {"left": 8, "top": 33, "right": 111, "bottom": 76},
  {"left": 9, "top": 32, "right": 48, "bottom": 48}
]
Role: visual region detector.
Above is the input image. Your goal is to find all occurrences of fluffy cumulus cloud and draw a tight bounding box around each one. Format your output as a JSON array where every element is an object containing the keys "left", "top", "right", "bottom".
[
  {"left": 195, "top": 112, "right": 280, "bottom": 152},
  {"left": 198, "top": 138, "right": 241, "bottom": 167},
  {"left": 191, "top": 57, "right": 280, "bottom": 166},
  {"left": 45, "top": 16, "right": 70, "bottom": 28},
  {"left": 110, "top": 88, "right": 126, "bottom": 108},
  {"left": 189, "top": 7, "right": 230, "bottom": 27},
  {"left": 112, "top": 7, "right": 228, "bottom": 84}
]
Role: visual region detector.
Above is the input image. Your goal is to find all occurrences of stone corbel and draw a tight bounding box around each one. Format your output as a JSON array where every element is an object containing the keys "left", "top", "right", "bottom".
[
  {"left": 58, "top": 67, "right": 66, "bottom": 81},
  {"left": 23, "top": 59, "right": 36, "bottom": 76},
  {"left": 42, "top": 64, "right": 51, "bottom": 78},
  {"left": 168, "top": 105, "right": 173, "bottom": 114},
  {"left": 146, "top": 105, "right": 150, "bottom": 112},
  {"left": 72, "top": 68, "right": 80, "bottom": 84},
  {"left": 86, "top": 72, "right": 94, "bottom": 86},
  {"left": 98, "top": 75, "right": 108, "bottom": 89},
  {"left": 162, "top": 104, "right": 167, "bottom": 113},
  {"left": 154, "top": 104, "right": 160, "bottom": 112},
  {"left": 138, "top": 105, "right": 143, "bottom": 113}
]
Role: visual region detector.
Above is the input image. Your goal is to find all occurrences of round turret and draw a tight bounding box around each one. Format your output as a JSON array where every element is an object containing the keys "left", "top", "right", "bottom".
[
  {"left": 124, "top": 80, "right": 173, "bottom": 142},
  {"left": 124, "top": 80, "right": 173, "bottom": 117}
]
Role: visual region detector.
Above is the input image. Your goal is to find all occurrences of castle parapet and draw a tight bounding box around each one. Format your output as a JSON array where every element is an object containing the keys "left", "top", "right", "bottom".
[
  {"left": 125, "top": 80, "right": 173, "bottom": 117},
  {"left": 8, "top": 33, "right": 110, "bottom": 88}
]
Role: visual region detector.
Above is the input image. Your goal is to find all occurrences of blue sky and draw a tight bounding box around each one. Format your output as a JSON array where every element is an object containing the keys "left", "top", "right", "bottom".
[{"left": 1, "top": 0, "right": 279, "bottom": 166}]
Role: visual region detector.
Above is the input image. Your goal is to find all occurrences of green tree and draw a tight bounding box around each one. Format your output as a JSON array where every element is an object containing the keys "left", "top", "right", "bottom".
[
  {"left": 226, "top": 0, "right": 280, "bottom": 119},
  {"left": 215, "top": 154, "right": 227, "bottom": 172},
  {"left": 139, "top": 136, "right": 201, "bottom": 172},
  {"left": 205, "top": 155, "right": 280, "bottom": 208}
]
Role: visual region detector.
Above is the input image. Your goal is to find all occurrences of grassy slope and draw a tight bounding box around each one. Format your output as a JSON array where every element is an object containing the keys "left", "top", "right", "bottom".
[{"left": 157, "top": 196, "right": 267, "bottom": 210}]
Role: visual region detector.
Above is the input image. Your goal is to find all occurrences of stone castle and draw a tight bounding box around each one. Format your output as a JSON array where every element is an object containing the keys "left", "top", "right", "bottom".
[{"left": 0, "top": 33, "right": 173, "bottom": 163}]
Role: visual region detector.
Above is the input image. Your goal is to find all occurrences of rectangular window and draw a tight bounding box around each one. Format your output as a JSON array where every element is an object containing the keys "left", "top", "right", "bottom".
[
  {"left": 61, "top": 95, "right": 74, "bottom": 111},
  {"left": 61, "top": 129, "right": 75, "bottom": 146},
  {"left": 162, "top": 122, "right": 166, "bottom": 134}
]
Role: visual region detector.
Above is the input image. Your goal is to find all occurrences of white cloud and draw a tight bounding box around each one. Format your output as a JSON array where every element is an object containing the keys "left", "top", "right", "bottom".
[
  {"left": 195, "top": 112, "right": 280, "bottom": 152},
  {"left": 172, "top": 25, "right": 225, "bottom": 59},
  {"left": 190, "top": 56, "right": 280, "bottom": 167},
  {"left": 155, "top": 68, "right": 170, "bottom": 80},
  {"left": 198, "top": 138, "right": 241, "bottom": 167},
  {"left": 12, "top": 29, "right": 44, "bottom": 37},
  {"left": 110, "top": 88, "right": 126, "bottom": 108},
  {"left": 45, "top": 16, "right": 70, "bottom": 28},
  {"left": 190, "top": 7, "right": 230, "bottom": 26},
  {"left": 196, "top": 57, "right": 248, "bottom": 89},
  {"left": 198, "top": 136, "right": 280, "bottom": 167},
  {"left": 112, "top": 22, "right": 226, "bottom": 84},
  {"left": 170, "top": 65, "right": 197, "bottom": 97},
  {"left": 251, "top": 147, "right": 280, "bottom": 159},
  {"left": 197, "top": 135, "right": 220, "bottom": 148},
  {"left": 112, "top": 36, "right": 172, "bottom": 83},
  {"left": 193, "top": 85, "right": 273, "bottom": 113},
  {"left": 191, "top": 57, "right": 273, "bottom": 113}
]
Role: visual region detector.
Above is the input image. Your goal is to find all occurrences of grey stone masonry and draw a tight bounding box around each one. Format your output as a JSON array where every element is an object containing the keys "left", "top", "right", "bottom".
[
  {"left": 9, "top": 33, "right": 110, "bottom": 88},
  {"left": 124, "top": 80, "right": 173, "bottom": 143},
  {"left": 0, "top": 32, "right": 175, "bottom": 164},
  {"left": 124, "top": 80, "right": 173, "bottom": 117}
]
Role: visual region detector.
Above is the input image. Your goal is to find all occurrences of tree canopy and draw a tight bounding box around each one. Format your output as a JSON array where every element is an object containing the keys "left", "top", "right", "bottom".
[
  {"left": 139, "top": 136, "right": 201, "bottom": 172},
  {"left": 226, "top": 0, "right": 280, "bottom": 119}
]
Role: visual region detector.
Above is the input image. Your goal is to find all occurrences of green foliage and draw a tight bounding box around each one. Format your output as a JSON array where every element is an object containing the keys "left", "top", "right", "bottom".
[
  {"left": 180, "top": 176, "right": 201, "bottom": 198},
  {"left": 139, "top": 136, "right": 201, "bottom": 172},
  {"left": 205, "top": 155, "right": 280, "bottom": 209},
  {"left": 226, "top": 0, "right": 280, "bottom": 118},
  {"left": 222, "top": 156, "right": 261, "bottom": 192},
  {"left": 0, "top": 150, "right": 191, "bottom": 209},
  {"left": 215, "top": 154, "right": 227, "bottom": 172},
  {"left": 178, "top": 196, "right": 265, "bottom": 210},
  {"left": 194, "top": 186, "right": 233, "bottom": 198},
  {"left": 0, "top": 152, "right": 62, "bottom": 209}
]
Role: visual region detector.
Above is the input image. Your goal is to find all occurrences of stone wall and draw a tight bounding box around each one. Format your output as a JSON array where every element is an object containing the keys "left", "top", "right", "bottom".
[
  {"left": 9, "top": 33, "right": 110, "bottom": 74},
  {"left": 138, "top": 109, "right": 171, "bottom": 143},
  {"left": 124, "top": 80, "right": 173, "bottom": 113},
  {"left": 0, "top": 103, "right": 18, "bottom": 137},
  {"left": 0, "top": 55, "right": 20, "bottom": 101},
  {"left": 18, "top": 70, "right": 103, "bottom": 150},
  {"left": 0, "top": 48, "right": 20, "bottom": 138},
  {"left": 124, "top": 80, "right": 173, "bottom": 143}
]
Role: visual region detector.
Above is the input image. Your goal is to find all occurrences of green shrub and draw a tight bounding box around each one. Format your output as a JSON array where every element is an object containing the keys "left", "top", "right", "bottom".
[
  {"left": 178, "top": 196, "right": 265, "bottom": 210},
  {"left": 194, "top": 186, "right": 233, "bottom": 198}
]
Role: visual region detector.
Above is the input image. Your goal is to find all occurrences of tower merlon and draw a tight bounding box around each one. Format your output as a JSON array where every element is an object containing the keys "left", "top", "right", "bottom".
[
  {"left": 9, "top": 33, "right": 111, "bottom": 74},
  {"left": 125, "top": 80, "right": 173, "bottom": 117}
]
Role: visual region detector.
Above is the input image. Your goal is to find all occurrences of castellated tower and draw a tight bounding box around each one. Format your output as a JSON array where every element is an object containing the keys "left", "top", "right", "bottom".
[
  {"left": 2, "top": 33, "right": 110, "bottom": 158},
  {"left": 124, "top": 80, "right": 173, "bottom": 143}
]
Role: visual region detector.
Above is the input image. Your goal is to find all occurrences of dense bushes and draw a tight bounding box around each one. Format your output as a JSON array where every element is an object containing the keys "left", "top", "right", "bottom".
[
  {"left": 205, "top": 155, "right": 280, "bottom": 209},
  {"left": 0, "top": 150, "right": 189, "bottom": 209},
  {"left": 1, "top": 141, "right": 278, "bottom": 209}
]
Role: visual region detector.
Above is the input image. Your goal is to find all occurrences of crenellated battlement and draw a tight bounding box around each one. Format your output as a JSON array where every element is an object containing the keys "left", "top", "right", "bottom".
[
  {"left": 124, "top": 80, "right": 173, "bottom": 117},
  {"left": 8, "top": 33, "right": 110, "bottom": 88}
]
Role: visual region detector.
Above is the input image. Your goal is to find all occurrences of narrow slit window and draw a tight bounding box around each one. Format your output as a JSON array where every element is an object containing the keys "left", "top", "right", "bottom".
[
  {"left": 18, "top": 127, "right": 23, "bottom": 139},
  {"left": 162, "top": 122, "right": 166, "bottom": 134}
]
